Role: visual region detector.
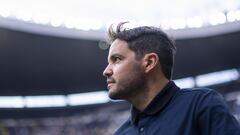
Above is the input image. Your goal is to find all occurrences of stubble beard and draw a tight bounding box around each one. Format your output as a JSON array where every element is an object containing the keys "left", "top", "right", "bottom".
[{"left": 108, "top": 66, "right": 146, "bottom": 100}]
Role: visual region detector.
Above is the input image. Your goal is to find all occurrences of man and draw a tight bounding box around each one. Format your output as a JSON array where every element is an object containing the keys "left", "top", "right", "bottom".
[{"left": 103, "top": 22, "right": 240, "bottom": 135}]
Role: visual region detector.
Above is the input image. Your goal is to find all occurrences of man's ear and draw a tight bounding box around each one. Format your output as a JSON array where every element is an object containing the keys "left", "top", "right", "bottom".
[{"left": 143, "top": 53, "right": 159, "bottom": 73}]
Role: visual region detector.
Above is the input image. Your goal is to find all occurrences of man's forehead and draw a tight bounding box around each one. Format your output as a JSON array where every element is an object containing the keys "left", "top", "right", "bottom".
[
  {"left": 107, "top": 39, "right": 131, "bottom": 59},
  {"left": 109, "top": 39, "right": 128, "bottom": 52},
  {"left": 108, "top": 48, "right": 122, "bottom": 59}
]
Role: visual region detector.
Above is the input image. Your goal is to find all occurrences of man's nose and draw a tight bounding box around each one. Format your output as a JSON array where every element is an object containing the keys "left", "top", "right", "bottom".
[{"left": 103, "top": 64, "right": 113, "bottom": 77}]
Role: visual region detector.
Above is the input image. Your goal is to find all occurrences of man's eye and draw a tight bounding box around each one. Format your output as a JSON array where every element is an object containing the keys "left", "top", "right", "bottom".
[{"left": 114, "top": 57, "right": 121, "bottom": 62}]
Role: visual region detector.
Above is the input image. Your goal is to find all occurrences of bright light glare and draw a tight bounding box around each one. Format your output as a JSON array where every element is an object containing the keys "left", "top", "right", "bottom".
[
  {"left": 25, "top": 95, "right": 67, "bottom": 108},
  {"left": 174, "top": 77, "right": 195, "bottom": 88},
  {"left": 0, "top": 0, "right": 240, "bottom": 31},
  {"left": 236, "top": 10, "right": 240, "bottom": 21},
  {"left": 0, "top": 96, "right": 24, "bottom": 108},
  {"left": 67, "top": 91, "right": 110, "bottom": 106},
  {"left": 0, "top": 8, "right": 11, "bottom": 18},
  {"left": 227, "top": 11, "right": 237, "bottom": 22},
  {"left": 209, "top": 12, "right": 226, "bottom": 25},
  {"left": 196, "top": 69, "right": 239, "bottom": 87},
  {"left": 187, "top": 16, "right": 203, "bottom": 28},
  {"left": 50, "top": 17, "right": 63, "bottom": 27},
  {"left": 63, "top": 19, "right": 103, "bottom": 30},
  {"left": 0, "top": 68, "right": 239, "bottom": 108},
  {"left": 226, "top": 10, "right": 240, "bottom": 22},
  {"left": 160, "top": 20, "right": 170, "bottom": 30},
  {"left": 32, "top": 13, "right": 50, "bottom": 25},
  {"left": 170, "top": 19, "right": 186, "bottom": 30},
  {"left": 15, "top": 9, "right": 32, "bottom": 22},
  {"left": 64, "top": 18, "right": 76, "bottom": 29}
]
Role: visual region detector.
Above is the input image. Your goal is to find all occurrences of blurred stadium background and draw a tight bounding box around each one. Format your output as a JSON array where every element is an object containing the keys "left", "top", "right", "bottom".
[{"left": 0, "top": 0, "right": 240, "bottom": 135}]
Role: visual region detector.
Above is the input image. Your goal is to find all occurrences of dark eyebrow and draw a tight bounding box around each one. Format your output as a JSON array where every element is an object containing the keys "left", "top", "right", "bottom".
[{"left": 108, "top": 53, "right": 124, "bottom": 62}]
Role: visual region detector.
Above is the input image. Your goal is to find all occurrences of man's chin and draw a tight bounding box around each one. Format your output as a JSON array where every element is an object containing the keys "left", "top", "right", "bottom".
[
  {"left": 108, "top": 90, "right": 123, "bottom": 100},
  {"left": 108, "top": 92, "right": 119, "bottom": 100}
]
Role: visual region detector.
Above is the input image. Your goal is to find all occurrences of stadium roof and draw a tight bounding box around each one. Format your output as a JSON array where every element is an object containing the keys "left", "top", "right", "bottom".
[
  {"left": 0, "top": 25, "right": 239, "bottom": 95},
  {"left": 0, "top": 0, "right": 240, "bottom": 96}
]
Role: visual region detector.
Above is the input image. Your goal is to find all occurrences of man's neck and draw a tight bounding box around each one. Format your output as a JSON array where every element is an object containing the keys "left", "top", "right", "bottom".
[{"left": 129, "top": 78, "right": 169, "bottom": 112}]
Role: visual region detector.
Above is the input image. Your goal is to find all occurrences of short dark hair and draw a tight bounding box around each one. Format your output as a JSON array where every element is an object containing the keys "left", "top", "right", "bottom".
[{"left": 107, "top": 22, "right": 176, "bottom": 80}]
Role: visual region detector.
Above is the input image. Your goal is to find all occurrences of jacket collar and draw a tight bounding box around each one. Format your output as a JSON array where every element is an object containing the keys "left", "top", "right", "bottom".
[{"left": 131, "top": 81, "right": 179, "bottom": 125}]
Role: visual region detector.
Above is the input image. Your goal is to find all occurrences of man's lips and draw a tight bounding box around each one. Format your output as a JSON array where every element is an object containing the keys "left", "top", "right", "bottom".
[
  {"left": 107, "top": 78, "right": 115, "bottom": 84},
  {"left": 107, "top": 79, "right": 115, "bottom": 88},
  {"left": 107, "top": 83, "right": 113, "bottom": 89},
  {"left": 107, "top": 80, "right": 114, "bottom": 84}
]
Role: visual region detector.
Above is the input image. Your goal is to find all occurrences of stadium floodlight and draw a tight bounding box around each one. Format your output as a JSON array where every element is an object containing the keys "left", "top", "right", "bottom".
[
  {"left": 75, "top": 20, "right": 89, "bottom": 30},
  {"left": 196, "top": 69, "right": 239, "bottom": 87},
  {"left": 62, "top": 18, "right": 103, "bottom": 31},
  {"left": 0, "top": 96, "right": 24, "bottom": 108},
  {"left": 64, "top": 17, "right": 75, "bottom": 29},
  {"left": 170, "top": 18, "right": 186, "bottom": 30},
  {"left": 0, "top": 8, "right": 10, "bottom": 18},
  {"left": 14, "top": 8, "right": 32, "bottom": 22},
  {"left": 0, "top": 0, "right": 240, "bottom": 32},
  {"left": 236, "top": 10, "right": 240, "bottom": 21},
  {"left": 227, "top": 11, "right": 237, "bottom": 22},
  {"left": 25, "top": 95, "right": 67, "bottom": 108},
  {"left": 160, "top": 20, "right": 171, "bottom": 30},
  {"left": 0, "top": 68, "right": 240, "bottom": 108},
  {"left": 186, "top": 16, "right": 203, "bottom": 28},
  {"left": 32, "top": 13, "right": 50, "bottom": 25},
  {"left": 226, "top": 10, "right": 240, "bottom": 22},
  {"left": 49, "top": 16, "right": 63, "bottom": 27},
  {"left": 67, "top": 91, "right": 110, "bottom": 106},
  {"left": 209, "top": 12, "right": 226, "bottom": 26},
  {"left": 174, "top": 77, "right": 195, "bottom": 88}
]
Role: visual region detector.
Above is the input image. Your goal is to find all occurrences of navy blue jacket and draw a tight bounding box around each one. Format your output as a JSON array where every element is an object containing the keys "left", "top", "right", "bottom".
[{"left": 114, "top": 81, "right": 240, "bottom": 135}]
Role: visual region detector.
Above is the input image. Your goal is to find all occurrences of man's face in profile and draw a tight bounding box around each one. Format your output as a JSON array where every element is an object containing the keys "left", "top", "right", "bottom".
[{"left": 103, "top": 39, "right": 145, "bottom": 100}]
